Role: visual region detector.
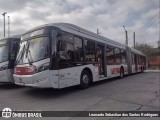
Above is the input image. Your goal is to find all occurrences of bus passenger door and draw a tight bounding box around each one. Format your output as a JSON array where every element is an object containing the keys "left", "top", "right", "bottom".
[{"left": 97, "top": 44, "right": 105, "bottom": 77}]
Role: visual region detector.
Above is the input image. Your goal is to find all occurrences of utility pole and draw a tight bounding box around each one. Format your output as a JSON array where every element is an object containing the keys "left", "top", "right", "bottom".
[
  {"left": 2, "top": 12, "right": 7, "bottom": 38},
  {"left": 123, "top": 25, "right": 128, "bottom": 46},
  {"left": 159, "top": 0, "right": 160, "bottom": 47},
  {"left": 97, "top": 29, "right": 101, "bottom": 35},
  {"left": 133, "top": 32, "right": 135, "bottom": 48},
  {"left": 8, "top": 16, "right": 10, "bottom": 38}
]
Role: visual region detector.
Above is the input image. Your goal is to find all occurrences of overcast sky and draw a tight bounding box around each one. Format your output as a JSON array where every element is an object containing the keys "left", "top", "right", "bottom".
[{"left": 0, "top": 0, "right": 159, "bottom": 47}]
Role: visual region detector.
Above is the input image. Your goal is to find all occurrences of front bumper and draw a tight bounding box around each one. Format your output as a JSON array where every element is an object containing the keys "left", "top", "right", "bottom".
[{"left": 13, "top": 71, "right": 52, "bottom": 88}]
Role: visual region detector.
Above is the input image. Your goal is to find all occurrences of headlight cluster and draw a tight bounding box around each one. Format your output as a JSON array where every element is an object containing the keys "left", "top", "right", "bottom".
[
  {"left": 34, "top": 63, "right": 50, "bottom": 74},
  {"left": 14, "top": 63, "right": 50, "bottom": 75},
  {"left": 0, "top": 65, "right": 8, "bottom": 71}
]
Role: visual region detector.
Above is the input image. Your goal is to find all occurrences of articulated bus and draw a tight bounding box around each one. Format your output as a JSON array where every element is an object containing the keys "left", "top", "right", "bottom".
[
  {"left": 13, "top": 23, "right": 146, "bottom": 88},
  {"left": 0, "top": 35, "right": 21, "bottom": 83}
]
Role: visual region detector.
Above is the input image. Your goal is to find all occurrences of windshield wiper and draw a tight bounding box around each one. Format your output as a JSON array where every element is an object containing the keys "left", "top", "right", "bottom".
[
  {"left": 15, "top": 46, "right": 26, "bottom": 65},
  {"left": 27, "top": 49, "right": 33, "bottom": 65},
  {"left": 15, "top": 51, "right": 22, "bottom": 65},
  {"left": 24, "top": 42, "right": 33, "bottom": 65}
]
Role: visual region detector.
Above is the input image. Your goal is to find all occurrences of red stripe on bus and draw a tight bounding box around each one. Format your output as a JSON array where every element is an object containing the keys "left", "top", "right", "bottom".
[{"left": 111, "top": 68, "right": 120, "bottom": 74}]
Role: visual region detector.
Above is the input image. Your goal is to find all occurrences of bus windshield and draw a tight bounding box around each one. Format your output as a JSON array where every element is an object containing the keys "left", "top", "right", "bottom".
[
  {"left": 0, "top": 45, "right": 9, "bottom": 63},
  {"left": 16, "top": 37, "right": 49, "bottom": 64}
]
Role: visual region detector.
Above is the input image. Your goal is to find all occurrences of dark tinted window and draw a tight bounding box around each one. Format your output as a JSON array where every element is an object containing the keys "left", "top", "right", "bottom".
[
  {"left": 10, "top": 41, "right": 19, "bottom": 59},
  {"left": 74, "top": 37, "right": 84, "bottom": 62},
  {"left": 85, "top": 40, "right": 95, "bottom": 51},
  {"left": 57, "top": 31, "right": 74, "bottom": 69},
  {"left": 84, "top": 40, "right": 95, "bottom": 62},
  {"left": 0, "top": 45, "right": 9, "bottom": 63},
  {"left": 121, "top": 49, "right": 126, "bottom": 64},
  {"left": 114, "top": 48, "right": 121, "bottom": 64},
  {"left": 106, "top": 46, "right": 115, "bottom": 64},
  {"left": 51, "top": 30, "right": 57, "bottom": 54}
]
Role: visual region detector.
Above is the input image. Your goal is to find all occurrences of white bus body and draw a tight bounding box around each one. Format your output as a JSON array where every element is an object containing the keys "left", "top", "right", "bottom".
[
  {"left": 13, "top": 23, "right": 146, "bottom": 88},
  {"left": 0, "top": 36, "right": 21, "bottom": 83}
]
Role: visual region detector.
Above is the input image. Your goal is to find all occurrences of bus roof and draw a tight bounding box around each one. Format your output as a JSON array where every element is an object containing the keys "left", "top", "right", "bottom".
[
  {"left": 0, "top": 34, "right": 21, "bottom": 45},
  {"left": 11, "top": 34, "right": 22, "bottom": 38},
  {"left": 129, "top": 47, "right": 145, "bottom": 57},
  {"left": 24, "top": 23, "right": 146, "bottom": 56},
  {"left": 24, "top": 23, "right": 127, "bottom": 49},
  {"left": 54, "top": 23, "right": 127, "bottom": 49},
  {"left": 0, "top": 34, "right": 22, "bottom": 41}
]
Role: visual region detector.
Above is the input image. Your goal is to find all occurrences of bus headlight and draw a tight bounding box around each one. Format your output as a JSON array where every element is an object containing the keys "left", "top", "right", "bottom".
[
  {"left": 14, "top": 63, "right": 49, "bottom": 75},
  {"left": 34, "top": 63, "right": 49, "bottom": 73}
]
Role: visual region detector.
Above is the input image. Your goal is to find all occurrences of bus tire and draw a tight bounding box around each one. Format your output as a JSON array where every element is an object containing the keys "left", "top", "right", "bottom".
[
  {"left": 120, "top": 68, "right": 124, "bottom": 79},
  {"left": 80, "top": 70, "right": 91, "bottom": 89}
]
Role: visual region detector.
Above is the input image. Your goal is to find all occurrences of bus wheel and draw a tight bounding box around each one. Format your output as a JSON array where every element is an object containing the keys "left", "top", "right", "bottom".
[
  {"left": 120, "top": 68, "right": 124, "bottom": 79},
  {"left": 80, "top": 70, "right": 90, "bottom": 89}
]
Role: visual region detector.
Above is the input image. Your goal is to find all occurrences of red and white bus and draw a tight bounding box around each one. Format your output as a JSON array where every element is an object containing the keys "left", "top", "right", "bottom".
[
  {"left": 0, "top": 35, "right": 21, "bottom": 83},
  {"left": 13, "top": 23, "right": 146, "bottom": 88}
]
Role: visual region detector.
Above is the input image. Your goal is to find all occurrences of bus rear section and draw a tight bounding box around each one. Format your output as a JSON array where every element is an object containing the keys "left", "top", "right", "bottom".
[
  {"left": 128, "top": 48, "right": 146, "bottom": 74},
  {"left": 0, "top": 36, "right": 20, "bottom": 83}
]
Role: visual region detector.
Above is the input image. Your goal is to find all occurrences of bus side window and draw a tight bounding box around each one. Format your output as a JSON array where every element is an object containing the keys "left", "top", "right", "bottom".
[
  {"left": 121, "top": 49, "right": 126, "bottom": 64},
  {"left": 57, "top": 31, "right": 74, "bottom": 69},
  {"left": 11, "top": 41, "right": 19, "bottom": 59},
  {"left": 84, "top": 40, "right": 96, "bottom": 62},
  {"left": 106, "top": 46, "right": 115, "bottom": 65},
  {"left": 9, "top": 40, "right": 19, "bottom": 68},
  {"left": 114, "top": 48, "right": 121, "bottom": 64},
  {"left": 74, "top": 37, "right": 84, "bottom": 62},
  {"left": 65, "top": 34, "right": 74, "bottom": 63},
  {"left": 57, "top": 40, "right": 66, "bottom": 51}
]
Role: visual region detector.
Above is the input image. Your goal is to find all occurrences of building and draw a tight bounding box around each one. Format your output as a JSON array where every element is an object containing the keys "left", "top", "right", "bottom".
[{"left": 148, "top": 41, "right": 160, "bottom": 69}]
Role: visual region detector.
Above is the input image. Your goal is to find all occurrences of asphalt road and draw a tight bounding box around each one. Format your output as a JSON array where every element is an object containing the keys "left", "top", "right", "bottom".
[{"left": 0, "top": 71, "right": 160, "bottom": 120}]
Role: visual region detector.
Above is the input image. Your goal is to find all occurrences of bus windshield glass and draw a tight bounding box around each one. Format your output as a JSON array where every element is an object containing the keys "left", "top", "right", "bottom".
[
  {"left": 0, "top": 45, "right": 9, "bottom": 63},
  {"left": 16, "top": 37, "right": 49, "bottom": 64}
]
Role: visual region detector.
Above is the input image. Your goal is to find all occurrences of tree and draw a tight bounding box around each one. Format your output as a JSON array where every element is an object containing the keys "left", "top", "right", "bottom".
[{"left": 135, "top": 43, "right": 154, "bottom": 59}]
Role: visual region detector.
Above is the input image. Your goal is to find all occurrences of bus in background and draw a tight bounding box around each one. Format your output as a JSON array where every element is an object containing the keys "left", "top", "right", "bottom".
[
  {"left": 0, "top": 35, "right": 21, "bottom": 83},
  {"left": 13, "top": 23, "right": 146, "bottom": 89}
]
